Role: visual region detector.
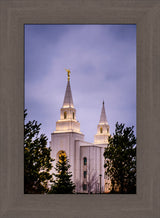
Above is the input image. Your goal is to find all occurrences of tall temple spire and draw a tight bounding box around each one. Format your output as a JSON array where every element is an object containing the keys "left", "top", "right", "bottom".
[
  {"left": 63, "top": 69, "right": 74, "bottom": 108},
  {"left": 99, "top": 101, "right": 108, "bottom": 124},
  {"left": 54, "top": 69, "right": 82, "bottom": 134}
]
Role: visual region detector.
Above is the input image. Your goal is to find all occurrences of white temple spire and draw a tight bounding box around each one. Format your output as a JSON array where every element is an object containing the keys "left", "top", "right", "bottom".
[
  {"left": 54, "top": 69, "right": 82, "bottom": 134},
  {"left": 62, "top": 69, "right": 74, "bottom": 108},
  {"left": 94, "top": 101, "right": 110, "bottom": 144},
  {"left": 99, "top": 101, "right": 108, "bottom": 124}
]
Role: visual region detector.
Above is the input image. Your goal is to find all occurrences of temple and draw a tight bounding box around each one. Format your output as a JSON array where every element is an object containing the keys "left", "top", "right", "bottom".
[{"left": 50, "top": 70, "right": 111, "bottom": 193}]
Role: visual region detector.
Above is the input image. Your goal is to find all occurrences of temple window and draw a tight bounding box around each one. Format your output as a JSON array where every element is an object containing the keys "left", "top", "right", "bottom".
[
  {"left": 84, "top": 171, "right": 87, "bottom": 178},
  {"left": 83, "top": 157, "right": 87, "bottom": 165},
  {"left": 100, "top": 127, "right": 103, "bottom": 134},
  {"left": 83, "top": 183, "right": 87, "bottom": 191},
  {"left": 64, "top": 111, "right": 67, "bottom": 119},
  {"left": 57, "top": 150, "right": 66, "bottom": 163},
  {"left": 73, "top": 112, "right": 75, "bottom": 119}
]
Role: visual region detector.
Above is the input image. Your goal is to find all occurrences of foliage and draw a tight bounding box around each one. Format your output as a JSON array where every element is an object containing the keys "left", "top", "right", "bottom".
[
  {"left": 104, "top": 122, "right": 136, "bottom": 194},
  {"left": 48, "top": 152, "right": 75, "bottom": 194},
  {"left": 87, "top": 171, "right": 99, "bottom": 194},
  {"left": 24, "top": 109, "right": 54, "bottom": 194},
  {"left": 75, "top": 171, "right": 99, "bottom": 194}
]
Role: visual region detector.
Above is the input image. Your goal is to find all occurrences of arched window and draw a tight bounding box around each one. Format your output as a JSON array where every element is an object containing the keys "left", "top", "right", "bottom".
[
  {"left": 84, "top": 171, "right": 87, "bottom": 178},
  {"left": 57, "top": 150, "right": 66, "bottom": 162},
  {"left": 100, "top": 127, "right": 103, "bottom": 134},
  {"left": 73, "top": 112, "right": 75, "bottom": 119},
  {"left": 83, "top": 157, "right": 87, "bottom": 165},
  {"left": 64, "top": 111, "right": 67, "bottom": 119},
  {"left": 83, "top": 183, "right": 87, "bottom": 191}
]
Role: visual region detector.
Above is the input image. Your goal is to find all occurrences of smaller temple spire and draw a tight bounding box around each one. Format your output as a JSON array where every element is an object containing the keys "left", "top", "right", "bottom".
[
  {"left": 94, "top": 101, "right": 110, "bottom": 144},
  {"left": 99, "top": 101, "right": 108, "bottom": 124}
]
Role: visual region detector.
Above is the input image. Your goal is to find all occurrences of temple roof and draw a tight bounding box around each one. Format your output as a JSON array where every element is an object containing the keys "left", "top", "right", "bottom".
[
  {"left": 99, "top": 101, "right": 108, "bottom": 124},
  {"left": 62, "top": 80, "right": 74, "bottom": 108}
]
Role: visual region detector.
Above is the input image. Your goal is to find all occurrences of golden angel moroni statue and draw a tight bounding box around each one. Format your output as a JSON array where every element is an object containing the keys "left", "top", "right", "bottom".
[{"left": 65, "top": 69, "right": 71, "bottom": 81}]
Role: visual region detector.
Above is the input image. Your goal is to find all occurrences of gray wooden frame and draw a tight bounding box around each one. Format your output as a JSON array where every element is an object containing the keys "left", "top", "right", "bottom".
[{"left": 0, "top": 0, "right": 160, "bottom": 217}]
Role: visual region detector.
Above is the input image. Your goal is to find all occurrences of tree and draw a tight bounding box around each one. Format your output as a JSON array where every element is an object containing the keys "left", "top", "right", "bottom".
[
  {"left": 104, "top": 122, "right": 136, "bottom": 194},
  {"left": 48, "top": 152, "right": 75, "bottom": 194},
  {"left": 75, "top": 170, "right": 100, "bottom": 194},
  {"left": 87, "top": 171, "right": 99, "bottom": 194},
  {"left": 24, "top": 109, "right": 54, "bottom": 194},
  {"left": 74, "top": 179, "right": 81, "bottom": 193}
]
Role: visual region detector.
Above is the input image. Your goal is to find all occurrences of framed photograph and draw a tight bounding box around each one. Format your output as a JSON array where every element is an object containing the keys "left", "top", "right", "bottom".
[{"left": 0, "top": 0, "right": 160, "bottom": 217}]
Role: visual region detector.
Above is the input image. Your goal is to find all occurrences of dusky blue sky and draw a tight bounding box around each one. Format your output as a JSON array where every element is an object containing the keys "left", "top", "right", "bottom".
[{"left": 25, "top": 24, "right": 136, "bottom": 145}]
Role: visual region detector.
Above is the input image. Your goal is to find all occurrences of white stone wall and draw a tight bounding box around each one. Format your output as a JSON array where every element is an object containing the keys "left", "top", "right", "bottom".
[
  {"left": 50, "top": 132, "right": 110, "bottom": 193},
  {"left": 60, "top": 107, "right": 76, "bottom": 120},
  {"left": 79, "top": 145, "right": 105, "bottom": 193},
  {"left": 50, "top": 132, "right": 84, "bottom": 184},
  {"left": 55, "top": 120, "right": 81, "bottom": 133}
]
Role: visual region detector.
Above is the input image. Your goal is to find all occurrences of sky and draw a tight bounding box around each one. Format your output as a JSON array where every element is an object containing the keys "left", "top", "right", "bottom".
[{"left": 25, "top": 24, "right": 136, "bottom": 145}]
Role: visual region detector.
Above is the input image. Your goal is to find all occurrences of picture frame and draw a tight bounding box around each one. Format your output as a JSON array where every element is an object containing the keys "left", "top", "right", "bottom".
[{"left": 0, "top": 0, "right": 160, "bottom": 217}]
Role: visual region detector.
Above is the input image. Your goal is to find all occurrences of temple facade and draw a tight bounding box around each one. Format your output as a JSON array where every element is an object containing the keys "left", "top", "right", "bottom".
[{"left": 50, "top": 71, "right": 111, "bottom": 193}]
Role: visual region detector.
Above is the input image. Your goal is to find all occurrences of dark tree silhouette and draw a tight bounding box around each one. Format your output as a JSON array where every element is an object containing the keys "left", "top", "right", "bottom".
[
  {"left": 104, "top": 122, "right": 136, "bottom": 194},
  {"left": 49, "top": 152, "right": 75, "bottom": 194},
  {"left": 24, "top": 109, "right": 54, "bottom": 194}
]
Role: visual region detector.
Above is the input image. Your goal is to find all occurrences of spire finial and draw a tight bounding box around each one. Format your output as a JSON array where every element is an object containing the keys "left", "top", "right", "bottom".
[{"left": 65, "top": 69, "right": 71, "bottom": 81}]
